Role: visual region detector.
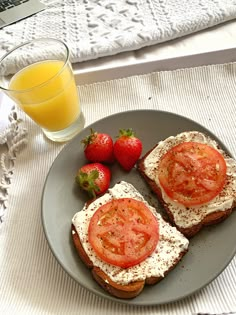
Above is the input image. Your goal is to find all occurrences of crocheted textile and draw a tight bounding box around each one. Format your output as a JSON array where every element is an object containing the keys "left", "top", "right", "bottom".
[
  {"left": 0, "top": 103, "right": 27, "bottom": 224},
  {"left": 0, "top": 0, "right": 236, "bottom": 64}
]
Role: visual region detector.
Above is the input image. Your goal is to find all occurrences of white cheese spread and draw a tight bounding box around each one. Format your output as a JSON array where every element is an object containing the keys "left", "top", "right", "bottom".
[
  {"left": 143, "top": 131, "right": 236, "bottom": 229},
  {"left": 72, "top": 181, "right": 189, "bottom": 285}
]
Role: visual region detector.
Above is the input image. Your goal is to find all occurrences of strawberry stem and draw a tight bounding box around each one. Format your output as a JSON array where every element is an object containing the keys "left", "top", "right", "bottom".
[
  {"left": 81, "top": 128, "right": 97, "bottom": 147},
  {"left": 75, "top": 169, "right": 100, "bottom": 198},
  {"left": 118, "top": 128, "right": 135, "bottom": 137}
]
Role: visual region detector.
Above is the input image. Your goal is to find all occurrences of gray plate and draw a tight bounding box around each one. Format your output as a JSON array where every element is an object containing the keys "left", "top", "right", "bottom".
[{"left": 41, "top": 110, "right": 236, "bottom": 306}]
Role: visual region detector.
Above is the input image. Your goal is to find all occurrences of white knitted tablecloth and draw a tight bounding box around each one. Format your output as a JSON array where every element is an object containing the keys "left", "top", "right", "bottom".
[
  {"left": 1, "top": 60, "right": 236, "bottom": 314},
  {"left": 1, "top": 0, "right": 236, "bottom": 65}
]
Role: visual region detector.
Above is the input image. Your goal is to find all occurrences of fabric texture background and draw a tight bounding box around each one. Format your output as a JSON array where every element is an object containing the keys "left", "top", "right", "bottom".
[
  {"left": 0, "top": 61, "right": 236, "bottom": 314},
  {"left": 0, "top": 0, "right": 236, "bottom": 65}
]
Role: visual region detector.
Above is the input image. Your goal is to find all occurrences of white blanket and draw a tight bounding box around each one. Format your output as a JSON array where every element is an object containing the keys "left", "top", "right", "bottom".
[{"left": 0, "top": 0, "right": 236, "bottom": 65}]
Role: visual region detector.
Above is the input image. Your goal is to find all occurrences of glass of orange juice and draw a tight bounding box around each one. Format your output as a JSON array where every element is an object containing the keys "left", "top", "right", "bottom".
[{"left": 0, "top": 38, "right": 85, "bottom": 142}]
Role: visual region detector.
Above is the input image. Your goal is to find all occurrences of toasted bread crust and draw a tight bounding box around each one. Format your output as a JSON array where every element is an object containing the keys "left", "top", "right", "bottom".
[
  {"left": 137, "top": 146, "right": 235, "bottom": 238},
  {"left": 92, "top": 267, "right": 145, "bottom": 299},
  {"left": 71, "top": 224, "right": 145, "bottom": 299},
  {"left": 71, "top": 223, "right": 187, "bottom": 298},
  {"left": 72, "top": 224, "right": 93, "bottom": 269}
]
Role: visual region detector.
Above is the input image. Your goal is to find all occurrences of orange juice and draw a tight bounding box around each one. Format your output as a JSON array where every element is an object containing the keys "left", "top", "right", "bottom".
[{"left": 9, "top": 60, "right": 80, "bottom": 131}]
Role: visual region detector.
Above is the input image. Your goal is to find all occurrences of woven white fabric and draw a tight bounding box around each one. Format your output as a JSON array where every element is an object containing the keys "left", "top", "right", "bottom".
[
  {"left": 0, "top": 61, "right": 236, "bottom": 314},
  {"left": 0, "top": 94, "right": 27, "bottom": 224},
  {"left": 0, "top": 0, "right": 236, "bottom": 66}
]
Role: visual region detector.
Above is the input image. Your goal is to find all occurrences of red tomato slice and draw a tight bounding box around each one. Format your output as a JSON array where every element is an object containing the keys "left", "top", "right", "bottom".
[
  {"left": 158, "top": 142, "right": 227, "bottom": 206},
  {"left": 88, "top": 198, "right": 159, "bottom": 268}
]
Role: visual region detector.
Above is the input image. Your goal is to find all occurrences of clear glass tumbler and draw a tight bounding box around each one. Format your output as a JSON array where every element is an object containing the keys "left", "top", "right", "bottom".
[{"left": 0, "top": 38, "right": 85, "bottom": 142}]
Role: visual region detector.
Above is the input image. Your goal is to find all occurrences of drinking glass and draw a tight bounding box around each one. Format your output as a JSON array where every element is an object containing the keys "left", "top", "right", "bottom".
[{"left": 0, "top": 38, "right": 85, "bottom": 142}]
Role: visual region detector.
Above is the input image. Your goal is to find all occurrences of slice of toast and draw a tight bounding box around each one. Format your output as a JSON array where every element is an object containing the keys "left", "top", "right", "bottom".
[
  {"left": 72, "top": 181, "right": 189, "bottom": 299},
  {"left": 137, "top": 131, "right": 236, "bottom": 238}
]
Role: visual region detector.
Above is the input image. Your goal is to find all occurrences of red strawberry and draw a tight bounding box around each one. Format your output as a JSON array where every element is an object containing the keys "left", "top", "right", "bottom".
[
  {"left": 75, "top": 163, "right": 111, "bottom": 198},
  {"left": 113, "top": 129, "right": 142, "bottom": 171},
  {"left": 81, "top": 129, "right": 114, "bottom": 163}
]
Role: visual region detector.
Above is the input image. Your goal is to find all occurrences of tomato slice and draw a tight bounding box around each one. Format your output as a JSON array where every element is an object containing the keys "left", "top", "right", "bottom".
[
  {"left": 88, "top": 198, "right": 159, "bottom": 268},
  {"left": 158, "top": 142, "right": 227, "bottom": 206}
]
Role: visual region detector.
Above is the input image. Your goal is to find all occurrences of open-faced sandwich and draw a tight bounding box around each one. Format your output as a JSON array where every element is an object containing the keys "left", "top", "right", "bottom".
[
  {"left": 137, "top": 131, "right": 236, "bottom": 238},
  {"left": 72, "top": 181, "right": 189, "bottom": 299}
]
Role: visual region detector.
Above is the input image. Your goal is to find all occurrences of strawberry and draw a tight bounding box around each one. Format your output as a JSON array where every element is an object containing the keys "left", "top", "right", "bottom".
[
  {"left": 81, "top": 129, "right": 114, "bottom": 163},
  {"left": 113, "top": 129, "right": 142, "bottom": 171},
  {"left": 75, "top": 163, "right": 111, "bottom": 198}
]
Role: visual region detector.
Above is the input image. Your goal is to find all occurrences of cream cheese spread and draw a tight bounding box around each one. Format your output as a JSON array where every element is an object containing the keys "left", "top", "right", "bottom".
[
  {"left": 143, "top": 131, "right": 236, "bottom": 229},
  {"left": 72, "top": 181, "right": 189, "bottom": 285}
]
